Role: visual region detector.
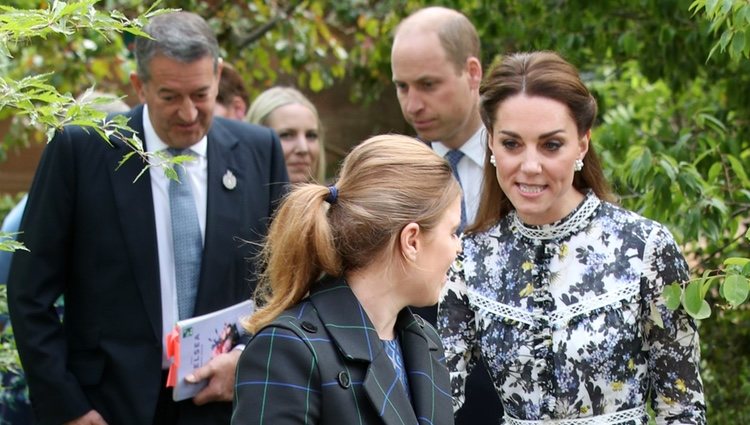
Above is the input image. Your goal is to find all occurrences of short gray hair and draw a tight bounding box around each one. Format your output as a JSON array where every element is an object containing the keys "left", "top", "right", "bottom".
[{"left": 134, "top": 11, "right": 220, "bottom": 82}]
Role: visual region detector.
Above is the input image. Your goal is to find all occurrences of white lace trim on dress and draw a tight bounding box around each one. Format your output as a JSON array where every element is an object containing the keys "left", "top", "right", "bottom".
[
  {"left": 504, "top": 405, "right": 646, "bottom": 425},
  {"left": 468, "top": 282, "right": 640, "bottom": 327}
]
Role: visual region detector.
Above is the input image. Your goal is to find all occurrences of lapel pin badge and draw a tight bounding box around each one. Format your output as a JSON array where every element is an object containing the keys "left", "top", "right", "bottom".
[{"left": 222, "top": 170, "right": 237, "bottom": 190}]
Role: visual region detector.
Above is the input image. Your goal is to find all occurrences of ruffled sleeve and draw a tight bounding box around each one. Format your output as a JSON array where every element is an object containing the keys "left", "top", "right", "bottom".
[
  {"left": 438, "top": 252, "right": 481, "bottom": 412},
  {"left": 641, "top": 224, "right": 707, "bottom": 424}
]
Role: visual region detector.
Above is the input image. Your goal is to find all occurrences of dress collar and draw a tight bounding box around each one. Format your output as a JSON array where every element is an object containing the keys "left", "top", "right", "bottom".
[{"left": 510, "top": 190, "right": 601, "bottom": 240}]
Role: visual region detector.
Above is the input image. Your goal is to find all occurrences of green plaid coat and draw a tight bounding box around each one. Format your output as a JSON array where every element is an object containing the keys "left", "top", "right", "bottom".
[{"left": 232, "top": 276, "right": 454, "bottom": 425}]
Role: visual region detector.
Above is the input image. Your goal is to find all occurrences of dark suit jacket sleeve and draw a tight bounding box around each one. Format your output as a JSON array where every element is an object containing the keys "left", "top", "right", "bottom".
[
  {"left": 266, "top": 129, "right": 288, "bottom": 213},
  {"left": 233, "top": 326, "right": 322, "bottom": 425},
  {"left": 7, "top": 127, "right": 94, "bottom": 424}
]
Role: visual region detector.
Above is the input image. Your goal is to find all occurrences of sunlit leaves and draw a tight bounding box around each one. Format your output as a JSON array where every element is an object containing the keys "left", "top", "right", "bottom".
[
  {"left": 0, "top": 0, "right": 162, "bottom": 52},
  {"left": 0, "top": 232, "right": 27, "bottom": 253},
  {"left": 691, "top": 0, "right": 750, "bottom": 62}
]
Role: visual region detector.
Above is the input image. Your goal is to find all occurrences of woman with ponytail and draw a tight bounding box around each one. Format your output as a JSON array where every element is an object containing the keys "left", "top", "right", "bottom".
[{"left": 232, "top": 134, "right": 461, "bottom": 425}]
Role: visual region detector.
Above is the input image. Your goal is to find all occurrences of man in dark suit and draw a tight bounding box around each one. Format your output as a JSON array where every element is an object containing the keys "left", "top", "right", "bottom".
[
  {"left": 390, "top": 7, "right": 503, "bottom": 425},
  {"left": 7, "top": 11, "right": 288, "bottom": 425}
]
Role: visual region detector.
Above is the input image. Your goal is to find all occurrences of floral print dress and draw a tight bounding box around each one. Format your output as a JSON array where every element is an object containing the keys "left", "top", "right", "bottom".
[{"left": 438, "top": 192, "right": 706, "bottom": 424}]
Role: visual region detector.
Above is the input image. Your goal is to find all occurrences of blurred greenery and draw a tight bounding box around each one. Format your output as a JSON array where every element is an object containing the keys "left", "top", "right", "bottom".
[{"left": 1, "top": 0, "right": 750, "bottom": 422}]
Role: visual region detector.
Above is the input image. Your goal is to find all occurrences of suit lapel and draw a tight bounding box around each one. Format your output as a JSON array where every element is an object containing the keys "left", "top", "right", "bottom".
[
  {"left": 310, "top": 277, "right": 418, "bottom": 425},
  {"left": 363, "top": 346, "right": 417, "bottom": 425},
  {"left": 107, "top": 105, "right": 162, "bottom": 341},
  {"left": 194, "top": 121, "right": 241, "bottom": 314},
  {"left": 398, "top": 310, "right": 453, "bottom": 425}
]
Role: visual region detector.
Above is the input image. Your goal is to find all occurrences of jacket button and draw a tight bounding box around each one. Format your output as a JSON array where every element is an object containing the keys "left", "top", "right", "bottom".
[
  {"left": 337, "top": 371, "right": 351, "bottom": 389},
  {"left": 301, "top": 321, "right": 318, "bottom": 333}
]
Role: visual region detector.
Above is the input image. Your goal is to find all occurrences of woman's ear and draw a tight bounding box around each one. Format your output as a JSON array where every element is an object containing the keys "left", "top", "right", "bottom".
[
  {"left": 579, "top": 129, "right": 591, "bottom": 158},
  {"left": 399, "top": 222, "right": 421, "bottom": 262}
]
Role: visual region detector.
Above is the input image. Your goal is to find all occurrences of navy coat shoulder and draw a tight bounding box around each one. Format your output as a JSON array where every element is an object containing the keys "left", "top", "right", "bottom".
[
  {"left": 232, "top": 276, "right": 455, "bottom": 425},
  {"left": 7, "top": 105, "right": 288, "bottom": 425}
]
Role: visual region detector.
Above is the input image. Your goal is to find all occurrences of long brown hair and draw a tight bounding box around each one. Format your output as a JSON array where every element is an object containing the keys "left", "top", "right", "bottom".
[
  {"left": 470, "top": 51, "right": 615, "bottom": 233},
  {"left": 246, "top": 134, "right": 462, "bottom": 333}
]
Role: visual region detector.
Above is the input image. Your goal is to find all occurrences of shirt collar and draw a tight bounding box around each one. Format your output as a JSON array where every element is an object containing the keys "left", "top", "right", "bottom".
[
  {"left": 142, "top": 104, "right": 208, "bottom": 158},
  {"left": 430, "top": 126, "right": 487, "bottom": 167}
]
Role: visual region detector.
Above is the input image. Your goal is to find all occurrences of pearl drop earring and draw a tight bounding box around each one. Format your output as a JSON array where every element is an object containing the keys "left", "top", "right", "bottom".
[
  {"left": 574, "top": 159, "right": 584, "bottom": 172},
  {"left": 490, "top": 154, "right": 496, "bottom": 167}
]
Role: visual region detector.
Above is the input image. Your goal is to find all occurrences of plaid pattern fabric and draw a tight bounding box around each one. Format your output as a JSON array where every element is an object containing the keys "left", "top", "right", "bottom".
[{"left": 233, "top": 276, "right": 454, "bottom": 425}]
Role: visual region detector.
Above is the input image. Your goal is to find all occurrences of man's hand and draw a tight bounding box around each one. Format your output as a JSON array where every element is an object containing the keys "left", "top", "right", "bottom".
[
  {"left": 187, "top": 348, "right": 242, "bottom": 405},
  {"left": 64, "top": 410, "right": 108, "bottom": 425}
]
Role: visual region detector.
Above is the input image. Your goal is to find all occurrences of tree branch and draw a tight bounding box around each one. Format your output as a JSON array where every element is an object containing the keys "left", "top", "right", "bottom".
[{"left": 235, "top": 0, "right": 305, "bottom": 49}]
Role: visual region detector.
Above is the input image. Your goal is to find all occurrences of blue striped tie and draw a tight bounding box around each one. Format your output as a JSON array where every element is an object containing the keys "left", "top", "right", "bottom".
[
  {"left": 445, "top": 149, "right": 467, "bottom": 233},
  {"left": 168, "top": 148, "right": 202, "bottom": 319}
]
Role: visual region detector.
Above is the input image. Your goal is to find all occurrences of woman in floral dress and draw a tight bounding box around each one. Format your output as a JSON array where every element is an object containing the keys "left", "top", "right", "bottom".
[{"left": 438, "top": 51, "right": 706, "bottom": 424}]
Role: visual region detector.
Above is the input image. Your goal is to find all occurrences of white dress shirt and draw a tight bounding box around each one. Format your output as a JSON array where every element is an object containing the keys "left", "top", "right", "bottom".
[
  {"left": 142, "top": 105, "right": 208, "bottom": 367},
  {"left": 431, "top": 127, "right": 487, "bottom": 226}
]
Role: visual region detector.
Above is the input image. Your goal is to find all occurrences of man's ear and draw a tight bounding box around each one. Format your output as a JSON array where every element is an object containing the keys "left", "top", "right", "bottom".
[
  {"left": 216, "top": 58, "right": 224, "bottom": 80},
  {"left": 399, "top": 222, "right": 421, "bottom": 262},
  {"left": 130, "top": 72, "right": 146, "bottom": 103},
  {"left": 230, "top": 97, "right": 248, "bottom": 121},
  {"left": 466, "top": 57, "right": 482, "bottom": 90}
]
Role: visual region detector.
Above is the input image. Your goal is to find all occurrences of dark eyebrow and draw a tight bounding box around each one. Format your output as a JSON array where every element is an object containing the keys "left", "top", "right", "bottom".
[
  {"left": 499, "top": 129, "right": 565, "bottom": 139},
  {"left": 157, "top": 86, "right": 211, "bottom": 95},
  {"left": 392, "top": 75, "right": 438, "bottom": 85}
]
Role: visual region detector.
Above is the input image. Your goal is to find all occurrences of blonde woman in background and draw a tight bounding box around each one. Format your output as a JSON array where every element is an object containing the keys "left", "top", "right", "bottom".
[{"left": 246, "top": 87, "right": 326, "bottom": 183}]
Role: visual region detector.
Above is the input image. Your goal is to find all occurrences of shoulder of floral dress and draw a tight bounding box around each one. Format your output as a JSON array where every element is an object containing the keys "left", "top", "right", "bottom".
[{"left": 598, "top": 202, "right": 673, "bottom": 237}]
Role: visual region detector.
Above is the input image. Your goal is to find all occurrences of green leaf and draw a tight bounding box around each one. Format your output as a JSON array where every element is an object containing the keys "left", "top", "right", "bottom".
[
  {"left": 722, "top": 274, "right": 750, "bottom": 307},
  {"left": 0, "top": 236, "right": 28, "bottom": 253},
  {"left": 684, "top": 279, "right": 707, "bottom": 316},
  {"left": 731, "top": 30, "right": 746, "bottom": 57},
  {"left": 707, "top": 161, "right": 723, "bottom": 182},
  {"left": 658, "top": 157, "right": 678, "bottom": 181},
  {"left": 663, "top": 283, "right": 682, "bottom": 310},
  {"left": 743, "top": 261, "right": 750, "bottom": 277},
  {"left": 727, "top": 154, "right": 750, "bottom": 186},
  {"left": 706, "top": 0, "right": 719, "bottom": 15},
  {"left": 692, "top": 300, "right": 712, "bottom": 320},
  {"left": 724, "top": 257, "right": 750, "bottom": 267},
  {"left": 115, "top": 150, "right": 136, "bottom": 171},
  {"left": 309, "top": 70, "right": 324, "bottom": 92}
]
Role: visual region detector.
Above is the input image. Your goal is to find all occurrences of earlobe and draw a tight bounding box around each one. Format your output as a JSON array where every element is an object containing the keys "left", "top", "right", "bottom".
[{"left": 399, "top": 222, "right": 421, "bottom": 262}]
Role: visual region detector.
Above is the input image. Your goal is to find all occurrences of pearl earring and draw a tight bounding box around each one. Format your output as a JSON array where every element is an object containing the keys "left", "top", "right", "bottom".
[
  {"left": 574, "top": 159, "right": 584, "bottom": 172},
  {"left": 490, "top": 154, "right": 496, "bottom": 167}
]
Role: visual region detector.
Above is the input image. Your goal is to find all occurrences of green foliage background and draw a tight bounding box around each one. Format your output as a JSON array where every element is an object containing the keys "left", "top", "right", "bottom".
[{"left": 2, "top": 0, "right": 750, "bottom": 422}]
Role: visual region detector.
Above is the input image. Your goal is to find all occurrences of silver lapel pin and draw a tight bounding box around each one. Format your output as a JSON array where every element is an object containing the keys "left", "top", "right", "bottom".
[{"left": 222, "top": 170, "right": 237, "bottom": 190}]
